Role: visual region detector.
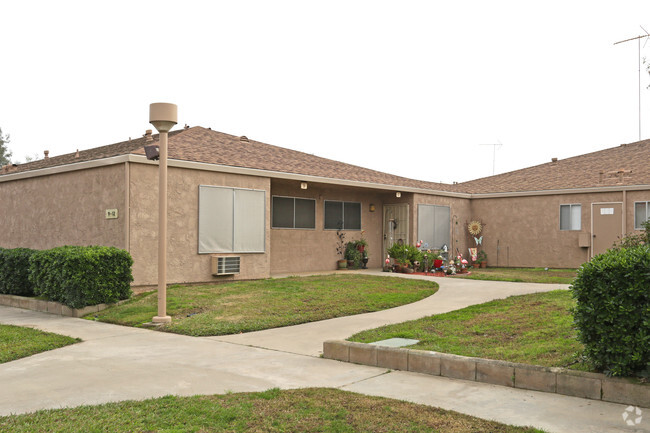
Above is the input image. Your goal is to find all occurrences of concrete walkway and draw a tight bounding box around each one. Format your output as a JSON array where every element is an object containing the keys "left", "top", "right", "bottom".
[
  {"left": 214, "top": 270, "right": 570, "bottom": 356},
  {"left": 0, "top": 274, "right": 646, "bottom": 433}
]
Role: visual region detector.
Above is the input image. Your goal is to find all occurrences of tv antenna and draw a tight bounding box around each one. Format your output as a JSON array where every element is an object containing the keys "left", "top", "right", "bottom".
[
  {"left": 479, "top": 141, "right": 502, "bottom": 175},
  {"left": 614, "top": 25, "right": 650, "bottom": 141}
]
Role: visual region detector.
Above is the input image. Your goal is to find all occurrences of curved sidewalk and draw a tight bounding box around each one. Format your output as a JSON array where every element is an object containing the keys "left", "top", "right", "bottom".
[
  {"left": 1, "top": 275, "right": 645, "bottom": 433},
  {"left": 211, "top": 271, "right": 569, "bottom": 356}
]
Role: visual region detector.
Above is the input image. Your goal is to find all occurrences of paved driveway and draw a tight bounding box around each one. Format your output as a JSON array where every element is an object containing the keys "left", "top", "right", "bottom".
[{"left": 0, "top": 274, "right": 645, "bottom": 433}]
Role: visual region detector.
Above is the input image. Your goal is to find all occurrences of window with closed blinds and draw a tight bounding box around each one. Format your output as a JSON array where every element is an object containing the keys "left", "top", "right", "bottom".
[
  {"left": 635, "top": 201, "right": 649, "bottom": 229},
  {"left": 417, "top": 205, "right": 450, "bottom": 250},
  {"left": 560, "top": 204, "right": 581, "bottom": 230},
  {"left": 198, "top": 185, "right": 265, "bottom": 253}
]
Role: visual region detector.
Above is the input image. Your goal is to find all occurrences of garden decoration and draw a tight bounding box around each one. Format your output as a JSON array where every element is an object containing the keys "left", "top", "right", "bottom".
[
  {"left": 467, "top": 220, "right": 482, "bottom": 236},
  {"left": 468, "top": 248, "right": 477, "bottom": 262}
]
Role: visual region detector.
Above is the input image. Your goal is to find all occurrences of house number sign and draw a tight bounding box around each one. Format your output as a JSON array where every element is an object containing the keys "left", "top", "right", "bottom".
[{"left": 105, "top": 209, "right": 118, "bottom": 219}]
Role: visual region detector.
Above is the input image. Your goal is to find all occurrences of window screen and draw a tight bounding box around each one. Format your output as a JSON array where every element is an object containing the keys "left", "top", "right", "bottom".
[
  {"left": 324, "top": 200, "right": 361, "bottom": 230},
  {"left": 272, "top": 196, "right": 315, "bottom": 229},
  {"left": 560, "top": 204, "right": 581, "bottom": 230},
  {"left": 417, "top": 205, "right": 450, "bottom": 250},
  {"left": 199, "top": 186, "right": 265, "bottom": 253},
  {"left": 635, "top": 202, "right": 649, "bottom": 229}
]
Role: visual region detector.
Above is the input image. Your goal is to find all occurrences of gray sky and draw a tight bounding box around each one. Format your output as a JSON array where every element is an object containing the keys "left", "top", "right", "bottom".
[{"left": 2, "top": 1, "right": 650, "bottom": 183}]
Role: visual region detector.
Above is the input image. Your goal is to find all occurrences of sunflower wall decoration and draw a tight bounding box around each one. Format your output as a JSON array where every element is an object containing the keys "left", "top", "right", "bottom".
[{"left": 467, "top": 220, "right": 482, "bottom": 236}]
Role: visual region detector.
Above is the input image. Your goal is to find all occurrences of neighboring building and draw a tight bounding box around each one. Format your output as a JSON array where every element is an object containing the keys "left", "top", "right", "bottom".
[{"left": 1, "top": 126, "right": 649, "bottom": 286}]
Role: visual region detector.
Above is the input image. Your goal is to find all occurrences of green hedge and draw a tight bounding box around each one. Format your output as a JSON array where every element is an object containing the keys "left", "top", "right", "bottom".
[
  {"left": 571, "top": 245, "right": 650, "bottom": 376},
  {"left": 29, "top": 246, "right": 133, "bottom": 309},
  {"left": 0, "top": 248, "right": 37, "bottom": 296}
]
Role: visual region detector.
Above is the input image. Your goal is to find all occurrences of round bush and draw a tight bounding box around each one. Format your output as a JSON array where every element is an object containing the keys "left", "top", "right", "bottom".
[{"left": 571, "top": 245, "right": 650, "bottom": 376}]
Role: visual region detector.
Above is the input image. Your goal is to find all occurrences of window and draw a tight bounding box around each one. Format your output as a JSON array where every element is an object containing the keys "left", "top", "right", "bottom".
[
  {"left": 635, "top": 201, "right": 650, "bottom": 229},
  {"left": 198, "top": 186, "right": 265, "bottom": 253},
  {"left": 272, "top": 196, "right": 316, "bottom": 229},
  {"left": 417, "top": 205, "right": 450, "bottom": 250},
  {"left": 560, "top": 204, "right": 581, "bottom": 230},
  {"left": 324, "top": 200, "right": 361, "bottom": 230}
]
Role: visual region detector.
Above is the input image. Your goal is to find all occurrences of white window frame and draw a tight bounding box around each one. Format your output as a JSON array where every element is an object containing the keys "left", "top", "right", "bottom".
[
  {"left": 198, "top": 185, "right": 266, "bottom": 254},
  {"left": 271, "top": 196, "right": 316, "bottom": 229},
  {"left": 634, "top": 201, "right": 650, "bottom": 230},
  {"left": 324, "top": 200, "right": 362, "bottom": 230},
  {"left": 560, "top": 203, "right": 581, "bottom": 231}
]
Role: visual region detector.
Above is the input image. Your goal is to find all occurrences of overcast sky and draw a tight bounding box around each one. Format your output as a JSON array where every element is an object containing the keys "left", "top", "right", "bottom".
[{"left": 2, "top": 1, "right": 650, "bottom": 183}]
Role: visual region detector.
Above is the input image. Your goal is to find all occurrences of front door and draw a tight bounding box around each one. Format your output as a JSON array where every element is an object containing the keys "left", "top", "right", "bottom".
[
  {"left": 592, "top": 202, "right": 623, "bottom": 256},
  {"left": 383, "top": 204, "right": 409, "bottom": 258}
]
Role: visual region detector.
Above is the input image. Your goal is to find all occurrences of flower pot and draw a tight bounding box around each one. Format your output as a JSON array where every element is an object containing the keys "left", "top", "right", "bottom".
[
  {"left": 361, "top": 257, "right": 369, "bottom": 269},
  {"left": 480, "top": 261, "right": 487, "bottom": 268},
  {"left": 347, "top": 259, "right": 355, "bottom": 268},
  {"left": 472, "top": 263, "right": 479, "bottom": 269},
  {"left": 337, "top": 259, "right": 347, "bottom": 269}
]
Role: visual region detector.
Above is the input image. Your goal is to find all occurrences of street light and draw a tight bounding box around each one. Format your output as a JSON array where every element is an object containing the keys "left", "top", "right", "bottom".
[{"left": 149, "top": 102, "right": 177, "bottom": 324}]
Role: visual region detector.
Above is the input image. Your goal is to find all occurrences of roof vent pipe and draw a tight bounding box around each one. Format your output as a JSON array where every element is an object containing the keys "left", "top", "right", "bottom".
[
  {"left": 44, "top": 150, "right": 49, "bottom": 160},
  {"left": 144, "top": 129, "right": 153, "bottom": 142},
  {"left": 551, "top": 157, "right": 557, "bottom": 163}
]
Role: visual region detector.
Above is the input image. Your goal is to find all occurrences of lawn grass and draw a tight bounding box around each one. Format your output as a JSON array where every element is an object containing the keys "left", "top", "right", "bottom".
[
  {"left": 0, "top": 324, "right": 80, "bottom": 364},
  {"left": 0, "top": 388, "right": 546, "bottom": 433},
  {"left": 349, "top": 290, "right": 590, "bottom": 370},
  {"left": 90, "top": 275, "right": 438, "bottom": 336},
  {"left": 454, "top": 267, "right": 577, "bottom": 284}
]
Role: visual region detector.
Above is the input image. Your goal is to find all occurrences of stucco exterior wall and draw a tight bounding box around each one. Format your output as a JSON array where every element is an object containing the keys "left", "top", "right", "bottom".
[
  {"left": 269, "top": 180, "right": 392, "bottom": 274},
  {"left": 0, "top": 165, "right": 126, "bottom": 250},
  {"left": 128, "top": 163, "right": 271, "bottom": 286},
  {"left": 469, "top": 190, "right": 648, "bottom": 268}
]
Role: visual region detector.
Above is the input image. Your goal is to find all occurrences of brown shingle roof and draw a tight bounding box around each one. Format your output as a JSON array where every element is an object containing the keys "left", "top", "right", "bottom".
[
  {"left": 456, "top": 139, "right": 650, "bottom": 194},
  {"left": 5, "top": 127, "right": 649, "bottom": 195},
  {"left": 1, "top": 127, "right": 458, "bottom": 192}
]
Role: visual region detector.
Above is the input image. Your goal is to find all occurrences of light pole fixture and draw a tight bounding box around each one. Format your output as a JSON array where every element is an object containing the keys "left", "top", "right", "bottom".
[{"left": 149, "top": 102, "right": 177, "bottom": 324}]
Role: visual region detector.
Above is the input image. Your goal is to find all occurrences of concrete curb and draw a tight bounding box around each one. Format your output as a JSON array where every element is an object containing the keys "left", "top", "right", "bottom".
[
  {"left": 0, "top": 294, "right": 117, "bottom": 318},
  {"left": 323, "top": 340, "right": 649, "bottom": 408}
]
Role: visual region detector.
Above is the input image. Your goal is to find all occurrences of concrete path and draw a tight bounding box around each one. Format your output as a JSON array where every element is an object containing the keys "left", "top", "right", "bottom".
[
  {"left": 213, "top": 270, "right": 570, "bottom": 356},
  {"left": 0, "top": 274, "right": 647, "bottom": 433}
]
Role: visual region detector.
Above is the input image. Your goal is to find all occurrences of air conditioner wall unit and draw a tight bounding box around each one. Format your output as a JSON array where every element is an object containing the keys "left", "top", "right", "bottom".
[{"left": 211, "top": 256, "right": 240, "bottom": 276}]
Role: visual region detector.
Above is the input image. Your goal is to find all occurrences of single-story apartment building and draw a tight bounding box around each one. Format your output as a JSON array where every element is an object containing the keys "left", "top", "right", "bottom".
[{"left": 1, "top": 126, "right": 649, "bottom": 286}]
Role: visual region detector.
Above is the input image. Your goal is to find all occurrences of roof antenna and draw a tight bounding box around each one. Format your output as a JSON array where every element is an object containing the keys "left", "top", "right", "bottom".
[
  {"left": 614, "top": 25, "right": 650, "bottom": 141},
  {"left": 479, "top": 140, "right": 502, "bottom": 175}
]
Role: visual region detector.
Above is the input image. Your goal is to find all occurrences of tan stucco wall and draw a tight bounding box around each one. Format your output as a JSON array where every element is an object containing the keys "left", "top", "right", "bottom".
[
  {"left": 269, "top": 180, "right": 393, "bottom": 274},
  {"left": 128, "top": 163, "right": 271, "bottom": 286},
  {"left": 469, "top": 190, "right": 650, "bottom": 268},
  {"left": 0, "top": 165, "right": 126, "bottom": 250}
]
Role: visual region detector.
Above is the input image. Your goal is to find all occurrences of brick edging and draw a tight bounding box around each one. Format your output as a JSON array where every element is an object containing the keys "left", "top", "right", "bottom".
[
  {"left": 323, "top": 340, "right": 649, "bottom": 408},
  {"left": 0, "top": 294, "right": 117, "bottom": 318}
]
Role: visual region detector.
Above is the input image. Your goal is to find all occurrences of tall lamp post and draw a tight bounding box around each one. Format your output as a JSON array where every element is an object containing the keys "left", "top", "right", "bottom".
[{"left": 149, "top": 102, "right": 177, "bottom": 324}]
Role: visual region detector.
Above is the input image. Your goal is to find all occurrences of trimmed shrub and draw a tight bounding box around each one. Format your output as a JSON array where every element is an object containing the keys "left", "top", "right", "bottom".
[
  {"left": 570, "top": 245, "right": 650, "bottom": 376},
  {"left": 29, "top": 246, "right": 133, "bottom": 309},
  {"left": 0, "top": 248, "right": 37, "bottom": 296}
]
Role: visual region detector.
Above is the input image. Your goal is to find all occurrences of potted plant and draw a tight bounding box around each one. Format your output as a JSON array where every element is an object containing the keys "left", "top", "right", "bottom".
[
  {"left": 477, "top": 250, "right": 488, "bottom": 268},
  {"left": 345, "top": 242, "right": 363, "bottom": 269},
  {"left": 336, "top": 229, "right": 347, "bottom": 269}
]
